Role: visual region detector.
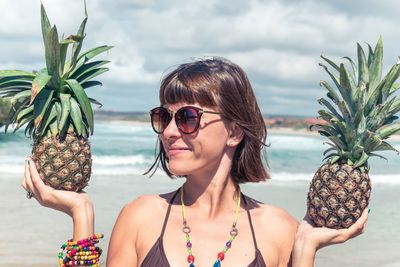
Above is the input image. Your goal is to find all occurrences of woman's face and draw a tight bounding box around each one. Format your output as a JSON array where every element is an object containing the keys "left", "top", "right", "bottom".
[{"left": 160, "top": 102, "right": 231, "bottom": 177}]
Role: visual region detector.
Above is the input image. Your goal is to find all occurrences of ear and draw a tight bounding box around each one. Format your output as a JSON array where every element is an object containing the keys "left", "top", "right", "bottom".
[{"left": 227, "top": 122, "right": 244, "bottom": 147}]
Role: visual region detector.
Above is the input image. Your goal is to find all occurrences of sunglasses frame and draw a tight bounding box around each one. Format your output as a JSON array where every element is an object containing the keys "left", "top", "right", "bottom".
[{"left": 150, "top": 106, "right": 221, "bottom": 134}]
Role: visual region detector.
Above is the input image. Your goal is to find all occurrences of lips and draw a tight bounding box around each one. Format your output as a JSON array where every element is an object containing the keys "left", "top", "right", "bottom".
[{"left": 167, "top": 145, "right": 191, "bottom": 156}]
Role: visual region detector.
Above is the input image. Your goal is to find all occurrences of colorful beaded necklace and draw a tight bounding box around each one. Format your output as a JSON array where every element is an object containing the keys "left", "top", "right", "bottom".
[{"left": 180, "top": 186, "right": 241, "bottom": 267}]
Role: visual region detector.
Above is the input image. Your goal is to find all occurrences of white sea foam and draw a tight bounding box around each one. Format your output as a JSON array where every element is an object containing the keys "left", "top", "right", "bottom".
[
  {"left": 92, "top": 155, "right": 151, "bottom": 166},
  {"left": 269, "top": 172, "right": 400, "bottom": 184},
  {"left": 0, "top": 163, "right": 25, "bottom": 175},
  {"left": 268, "top": 134, "right": 400, "bottom": 152},
  {"left": 268, "top": 135, "right": 325, "bottom": 151},
  {"left": 1, "top": 162, "right": 399, "bottom": 184},
  {"left": 393, "top": 144, "right": 400, "bottom": 150},
  {"left": 92, "top": 166, "right": 148, "bottom": 176},
  {"left": 0, "top": 155, "right": 153, "bottom": 176}
]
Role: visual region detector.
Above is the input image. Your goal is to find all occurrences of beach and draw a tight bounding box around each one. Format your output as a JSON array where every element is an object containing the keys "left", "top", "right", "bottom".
[
  {"left": 1, "top": 173, "right": 399, "bottom": 267},
  {"left": 1, "top": 121, "right": 399, "bottom": 266}
]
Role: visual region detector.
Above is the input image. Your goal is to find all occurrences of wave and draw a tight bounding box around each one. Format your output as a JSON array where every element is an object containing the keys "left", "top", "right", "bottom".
[
  {"left": 1, "top": 162, "right": 399, "bottom": 185},
  {"left": 267, "top": 135, "right": 325, "bottom": 151},
  {"left": 269, "top": 172, "right": 400, "bottom": 184},
  {"left": 93, "top": 155, "right": 151, "bottom": 166},
  {"left": 0, "top": 155, "right": 154, "bottom": 176}
]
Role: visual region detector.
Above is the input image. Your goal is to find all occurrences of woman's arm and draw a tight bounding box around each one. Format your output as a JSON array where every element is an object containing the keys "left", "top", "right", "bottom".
[
  {"left": 291, "top": 208, "right": 369, "bottom": 267},
  {"left": 107, "top": 195, "right": 164, "bottom": 266},
  {"left": 22, "top": 157, "right": 95, "bottom": 240},
  {"left": 23, "top": 157, "right": 146, "bottom": 266},
  {"left": 106, "top": 203, "right": 139, "bottom": 267}
]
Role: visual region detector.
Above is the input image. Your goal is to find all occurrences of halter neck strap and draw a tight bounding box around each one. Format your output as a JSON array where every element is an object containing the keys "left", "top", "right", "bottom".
[{"left": 160, "top": 189, "right": 180, "bottom": 238}]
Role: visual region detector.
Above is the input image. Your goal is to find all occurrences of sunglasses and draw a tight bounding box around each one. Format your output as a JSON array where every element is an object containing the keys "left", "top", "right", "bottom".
[{"left": 150, "top": 106, "right": 221, "bottom": 134}]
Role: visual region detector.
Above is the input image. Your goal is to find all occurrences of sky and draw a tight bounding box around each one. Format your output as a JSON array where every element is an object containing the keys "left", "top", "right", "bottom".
[{"left": 1, "top": 0, "right": 400, "bottom": 116}]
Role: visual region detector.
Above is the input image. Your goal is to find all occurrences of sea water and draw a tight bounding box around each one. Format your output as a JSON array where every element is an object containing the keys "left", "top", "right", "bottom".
[{"left": 1, "top": 120, "right": 399, "bottom": 183}]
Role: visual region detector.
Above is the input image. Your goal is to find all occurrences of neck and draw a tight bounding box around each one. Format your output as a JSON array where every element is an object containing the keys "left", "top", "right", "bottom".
[{"left": 182, "top": 173, "right": 240, "bottom": 220}]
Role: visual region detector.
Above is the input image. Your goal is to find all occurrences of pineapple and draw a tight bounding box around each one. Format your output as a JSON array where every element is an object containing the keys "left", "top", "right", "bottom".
[
  {"left": 307, "top": 37, "right": 400, "bottom": 229},
  {"left": 0, "top": 2, "right": 112, "bottom": 191}
]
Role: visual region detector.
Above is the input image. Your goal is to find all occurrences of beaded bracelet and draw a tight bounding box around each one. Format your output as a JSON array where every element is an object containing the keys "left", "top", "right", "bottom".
[{"left": 58, "top": 234, "right": 104, "bottom": 267}]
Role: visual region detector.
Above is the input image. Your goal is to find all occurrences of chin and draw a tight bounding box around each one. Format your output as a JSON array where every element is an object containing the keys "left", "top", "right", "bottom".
[
  {"left": 168, "top": 164, "right": 192, "bottom": 177},
  {"left": 169, "top": 169, "right": 189, "bottom": 177}
]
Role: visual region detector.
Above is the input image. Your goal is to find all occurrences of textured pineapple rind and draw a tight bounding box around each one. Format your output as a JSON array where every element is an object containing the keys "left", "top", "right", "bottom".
[
  {"left": 31, "top": 132, "right": 92, "bottom": 192},
  {"left": 307, "top": 161, "right": 371, "bottom": 229}
]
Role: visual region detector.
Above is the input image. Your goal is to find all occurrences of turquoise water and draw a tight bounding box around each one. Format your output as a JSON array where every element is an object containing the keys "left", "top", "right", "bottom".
[{"left": 0, "top": 121, "right": 399, "bottom": 183}]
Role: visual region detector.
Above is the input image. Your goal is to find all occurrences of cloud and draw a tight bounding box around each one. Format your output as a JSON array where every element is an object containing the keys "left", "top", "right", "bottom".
[{"left": 1, "top": 0, "right": 400, "bottom": 116}]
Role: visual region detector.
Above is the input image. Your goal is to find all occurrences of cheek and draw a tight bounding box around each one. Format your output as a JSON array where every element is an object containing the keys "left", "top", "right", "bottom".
[{"left": 193, "top": 130, "right": 229, "bottom": 158}]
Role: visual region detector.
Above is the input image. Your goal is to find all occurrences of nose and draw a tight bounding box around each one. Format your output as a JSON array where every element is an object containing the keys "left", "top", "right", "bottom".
[{"left": 162, "top": 115, "right": 181, "bottom": 138}]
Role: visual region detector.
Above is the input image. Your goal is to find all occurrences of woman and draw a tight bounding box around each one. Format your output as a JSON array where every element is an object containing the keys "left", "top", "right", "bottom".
[{"left": 22, "top": 57, "right": 368, "bottom": 267}]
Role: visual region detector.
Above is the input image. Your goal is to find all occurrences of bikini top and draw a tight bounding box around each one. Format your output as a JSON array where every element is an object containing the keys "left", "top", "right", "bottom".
[{"left": 140, "top": 189, "right": 267, "bottom": 267}]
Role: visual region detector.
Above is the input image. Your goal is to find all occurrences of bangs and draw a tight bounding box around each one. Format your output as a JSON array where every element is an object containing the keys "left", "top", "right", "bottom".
[{"left": 159, "top": 65, "right": 219, "bottom": 107}]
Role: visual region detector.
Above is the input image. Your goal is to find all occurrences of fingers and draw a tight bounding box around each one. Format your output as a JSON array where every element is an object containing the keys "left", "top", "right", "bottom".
[
  {"left": 333, "top": 208, "right": 369, "bottom": 243},
  {"left": 22, "top": 158, "right": 36, "bottom": 198},
  {"left": 22, "top": 157, "right": 53, "bottom": 204},
  {"left": 348, "top": 208, "right": 369, "bottom": 237},
  {"left": 21, "top": 160, "right": 28, "bottom": 191},
  {"left": 27, "top": 157, "right": 47, "bottom": 192},
  {"left": 28, "top": 157, "right": 54, "bottom": 204},
  {"left": 302, "top": 213, "right": 315, "bottom": 226}
]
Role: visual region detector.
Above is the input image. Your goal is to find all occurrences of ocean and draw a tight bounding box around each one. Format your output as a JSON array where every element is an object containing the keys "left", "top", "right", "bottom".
[
  {"left": 0, "top": 121, "right": 399, "bottom": 266},
  {"left": 1, "top": 120, "right": 399, "bottom": 183}
]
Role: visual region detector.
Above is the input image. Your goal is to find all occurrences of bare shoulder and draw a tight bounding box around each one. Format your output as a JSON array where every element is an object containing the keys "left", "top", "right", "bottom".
[
  {"left": 246, "top": 197, "right": 298, "bottom": 228},
  {"left": 119, "top": 192, "right": 175, "bottom": 226},
  {"left": 257, "top": 203, "right": 298, "bottom": 227},
  {"left": 245, "top": 197, "right": 299, "bottom": 265},
  {"left": 108, "top": 192, "right": 178, "bottom": 266},
  {"left": 123, "top": 194, "right": 166, "bottom": 215}
]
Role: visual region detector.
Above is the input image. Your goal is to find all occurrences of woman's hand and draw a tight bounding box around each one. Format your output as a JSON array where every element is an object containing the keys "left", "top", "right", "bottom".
[
  {"left": 21, "top": 157, "right": 94, "bottom": 239},
  {"left": 291, "top": 208, "right": 369, "bottom": 267}
]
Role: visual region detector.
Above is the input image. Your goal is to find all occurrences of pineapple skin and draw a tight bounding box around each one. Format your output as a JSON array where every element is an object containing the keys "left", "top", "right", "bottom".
[
  {"left": 31, "top": 132, "right": 92, "bottom": 192},
  {"left": 307, "top": 161, "right": 371, "bottom": 229}
]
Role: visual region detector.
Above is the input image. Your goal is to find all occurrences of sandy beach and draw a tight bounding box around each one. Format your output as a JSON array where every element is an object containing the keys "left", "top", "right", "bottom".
[{"left": 1, "top": 172, "right": 399, "bottom": 267}]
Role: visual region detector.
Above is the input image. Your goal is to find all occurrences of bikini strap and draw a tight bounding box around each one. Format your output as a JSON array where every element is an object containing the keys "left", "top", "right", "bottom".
[
  {"left": 160, "top": 188, "right": 181, "bottom": 238},
  {"left": 242, "top": 193, "right": 259, "bottom": 251}
]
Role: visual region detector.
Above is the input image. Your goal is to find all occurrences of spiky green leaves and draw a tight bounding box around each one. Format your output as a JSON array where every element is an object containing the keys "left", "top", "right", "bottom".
[
  {"left": 0, "top": 71, "right": 34, "bottom": 133},
  {"left": 0, "top": 97, "right": 11, "bottom": 127},
  {"left": 315, "top": 37, "right": 400, "bottom": 168},
  {"left": 0, "top": 2, "right": 111, "bottom": 140},
  {"left": 31, "top": 71, "right": 52, "bottom": 104},
  {"left": 65, "top": 79, "right": 93, "bottom": 135}
]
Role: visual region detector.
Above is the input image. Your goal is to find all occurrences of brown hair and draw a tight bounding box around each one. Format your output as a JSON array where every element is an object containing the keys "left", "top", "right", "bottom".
[{"left": 146, "top": 57, "right": 270, "bottom": 183}]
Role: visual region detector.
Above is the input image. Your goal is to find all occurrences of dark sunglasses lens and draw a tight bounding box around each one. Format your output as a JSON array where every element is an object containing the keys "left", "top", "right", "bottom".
[
  {"left": 151, "top": 108, "right": 170, "bottom": 133},
  {"left": 176, "top": 108, "right": 200, "bottom": 134}
]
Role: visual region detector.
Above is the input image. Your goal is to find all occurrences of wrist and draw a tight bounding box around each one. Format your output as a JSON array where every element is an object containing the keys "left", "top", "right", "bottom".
[
  {"left": 71, "top": 200, "right": 95, "bottom": 240},
  {"left": 71, "top": 198, "right": 94, "bottom": 218}
]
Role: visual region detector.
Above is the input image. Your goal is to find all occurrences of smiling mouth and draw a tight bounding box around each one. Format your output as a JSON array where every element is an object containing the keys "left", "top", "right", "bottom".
[{"left": 168, "top": 147, "right": 190, "bottom": 155}]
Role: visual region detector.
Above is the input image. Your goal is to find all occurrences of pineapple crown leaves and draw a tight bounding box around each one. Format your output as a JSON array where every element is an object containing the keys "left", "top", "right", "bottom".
[
  {"left": 313, "top": 36, "right": 400, "bottom": 169},
  {"left": 0, "top": 1, "right": 112, "bottom": 140}
]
